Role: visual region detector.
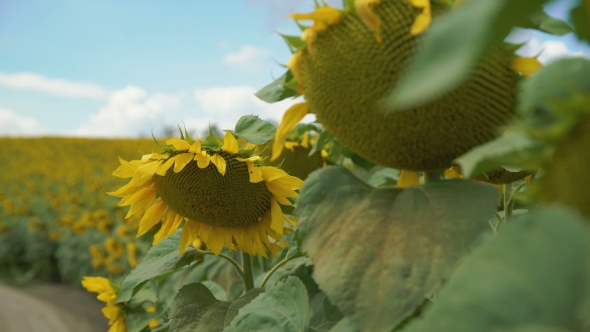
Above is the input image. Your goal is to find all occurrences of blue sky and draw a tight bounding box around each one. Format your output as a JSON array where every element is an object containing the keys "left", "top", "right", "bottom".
[{"left": 0, "top": 0, "right": 588, "bottom": 137}]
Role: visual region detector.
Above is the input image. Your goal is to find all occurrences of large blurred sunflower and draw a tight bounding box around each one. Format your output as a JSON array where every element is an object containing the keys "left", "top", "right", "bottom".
[
  {"left": 108, "top": 130, "right": 302, "bottom": 257},
  {"left": 270, "top": 0, "right": 542, "bottom": 172}
]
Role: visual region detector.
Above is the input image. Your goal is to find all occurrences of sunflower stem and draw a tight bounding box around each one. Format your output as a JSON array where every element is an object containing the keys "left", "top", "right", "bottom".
[
  {"left": 196, "top": 250, "right": 245, "bottom": 280},
  {"left": 241, "top": 252, "right": 255, "bottom": 292},
  {"left": 259, "top": 252, "right": 305, "bottom": 288},
  {"left": 424, "top": 171, "right": 443, "bottom": 183},
  {"left": 503, "top": 183, "right": 513, "bottom": 222}
]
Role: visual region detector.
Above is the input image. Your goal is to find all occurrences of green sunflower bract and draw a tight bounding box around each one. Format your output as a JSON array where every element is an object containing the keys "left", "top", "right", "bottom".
[{"left": 271, "top": 0, "right": 541, "bottom": 171}]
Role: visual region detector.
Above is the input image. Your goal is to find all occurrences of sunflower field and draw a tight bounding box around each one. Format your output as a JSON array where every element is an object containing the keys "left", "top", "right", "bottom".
[{"left": 3, "top": 0, "right": 590, "bottom": 331}]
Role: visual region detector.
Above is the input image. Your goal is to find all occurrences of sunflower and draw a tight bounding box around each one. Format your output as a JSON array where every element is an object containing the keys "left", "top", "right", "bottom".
[
  {"left": 269, "top": 0, "right": 542, "bottom": 172},
  {"left": 108, "top": 129, "right": 303, "bottom": 257},
  {"left": 82, "top": 276, "right": 127, "bottom": 332}
]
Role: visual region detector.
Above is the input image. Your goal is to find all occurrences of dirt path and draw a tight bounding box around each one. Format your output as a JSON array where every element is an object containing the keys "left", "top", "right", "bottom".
[{"left": 0, "top": 282, "right": 108, "bottom": 332}]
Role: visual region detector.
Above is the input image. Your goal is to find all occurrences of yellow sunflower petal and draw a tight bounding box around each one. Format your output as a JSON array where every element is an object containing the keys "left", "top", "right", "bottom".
[
  {"left": 259, "top": 166, "right": 290, "bottom": 182},
  {"left": 107, "top": 181, "right": 138, "bottom": 197},
  {"left": 272, "top": 102, "right": 310, "bottom": 161},
  {"left": 180, "top": 221, "right": 199, "bottom": 254},
  {"left": 245, "top": 161, "right": 264, "bottom": 183},
  {"left": 137, "top": 200, "right": 167, "bottom": 237},
  {"left": 132, "top": 160, "right": 161, "bottom": 186},
  {"left": 156, "top": 156, "right": 177, "bottom": 176},
  {"left": 236, "top": 155, "right": 262, "bottom": 162},
  {"left": 166, "top": 138, "right": 192, "bottom": 151},
  {"left": 301, "top": 132, "right": 310, "bottom": 149},
  {"left": 153, "top": 210, "right": 177, "bottom": 245},
  {"left": 286, "top": 51, "right": 304, "bottom": 93},
  {"left": 287, "top": 7, "right": 341, "bottom": 25},
  {"left": 210, "top": 154, "right": 227, "bottom": 176},
  {"left": 173, "top": 153, "right": 194, "bottom": 173},
  {"left": 284, "top": 141, "right": 298, "bottom": 152},
  {"left": 510, "top": 57, "right": 543, "bottom": 76},
  {"left": 222, "top": 130, "right": 239, "bottom": 154},
  {"left": 166, "top": 213, "right": 184, "bottom": 237},
  {"left": 195, "top": 151, "right": 211, "bottom": 168},
  {"left": 397, "top": 170, "right": 420, "bottom": 188},
  {"left": 125, "top": 191, "right": 157, "bottom": 218},
  {"left": 269, "top": 198, "right": 284, "bottom": 235},
  {"left": 188, "top": 140, "right": 202, "bottom": 154},
  {"left": 409, "top": 0, "right": 432, "bottom": 35},
  {"left": 117, "top": 184, "right": 156, "bottom": 207},
  {"left": 112, "top": 158, "right": 137, "bottom": 178},
  {"left": 205, "top": 231, "right": 225, "bottom": 256},
  {"left": 356, "top": 0, "right": 383, "bottom": 43}
]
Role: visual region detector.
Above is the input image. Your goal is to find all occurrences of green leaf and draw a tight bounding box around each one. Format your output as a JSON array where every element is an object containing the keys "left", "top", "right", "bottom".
[
  {"left": 571, "top": 0, "right": 590, "bottom": 43},
  {"left": 117, "top": 230, "right": 201, "bottom": 303},
  {"left": 232, "top": 115, "right": 276, "bottom": 145},
  {"left": 454, "top": 131, "right": 546, "bottom": 179},
  {"left": 255, "top": 71, "right": 298, "bottom": 103},
  {"left": 403, "top": 207, "right": 590, "bottom": 332},
  {"left": 518, "top": 57, "right": 590, "bottom": 141},
  {"left": 386, "top": 0, "right": 548, "bottom": 111},
  {"left": 308, "top": 130, "right": 333, "bottom": 157},
  {"left": 520, "top": 9, "right": 573, "bottom": 35},
  {"left": 328, "top": 317, "right": 360, "bottom": 332},
  {"left": 295, "top": 166, "right": 499, "bottom": 332},
  {"left": 309, "top": 296, "right": 344, "bottom": 332},
  {"left": 226, "top": 276, "right": 310, "bottom": 332},
  {"left": 169, "top": 282, "right": 265, "bottom": 332}
]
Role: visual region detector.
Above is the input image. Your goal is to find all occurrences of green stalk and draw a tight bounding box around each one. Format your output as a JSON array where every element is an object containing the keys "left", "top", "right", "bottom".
[
  {"left": 241, "top": 252, "right": 255, "bottom": 292},
  {"left": 259, "top": 252, "right": 304, "bottom": 288},
  {"left": 196, "top": 249, "right": 245, "bottom": 280}
]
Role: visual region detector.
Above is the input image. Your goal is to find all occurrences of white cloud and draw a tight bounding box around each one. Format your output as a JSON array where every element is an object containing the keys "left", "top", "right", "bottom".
[
  {"left": 73, "top": 86, "right": 181, "bottom": 137},
  {"left": 192, "top": 85, "right": 313, "bottom": 133},
  {"left": 0, "top": 72, "right": 110, "bottom": 99},
  {"left": 0, "top": 109, "right": 42, "bottom": 136},
  {"left": 222, "top": 45, "right": 270, "bottom": 69},
  {"left": 516, "top": 37, "right": 587, "bottom": 64}
]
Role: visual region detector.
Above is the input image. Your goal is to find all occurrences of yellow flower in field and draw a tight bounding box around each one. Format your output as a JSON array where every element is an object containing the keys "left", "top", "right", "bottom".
[
  {"left": 109, "top": 130, "right": 303, "bottom": 257},
  {"left": 148, "top": 319, "right": 160, "bottom": 329},
  {"left": 270, "top": 0, "right": 542, "bottom": 174},
  {"left": 89, "top": 244, "right": 105, "bottom": 269},
  {"left": 105, "top": 236, "right": 125, "bottom": 258},
  {"left": 82, "top": 276, "right": 127, "bottom": 332},
  {"left": 126, "top": 242, "right": 137, "bottom": 268}
]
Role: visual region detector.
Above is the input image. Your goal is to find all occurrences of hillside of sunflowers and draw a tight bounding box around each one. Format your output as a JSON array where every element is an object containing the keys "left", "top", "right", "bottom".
[{"left": 2, "top": 0, "right": 590, "bottom": 332}]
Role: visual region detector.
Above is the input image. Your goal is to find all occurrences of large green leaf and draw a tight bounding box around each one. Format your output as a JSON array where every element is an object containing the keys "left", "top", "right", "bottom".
[
  {"left": 454, "top": 131, "right": 546, "bottom": 178},
  {"left": 309, "top": 296, "right": 344, "bottom": 332},
  {"left": 386, "top": 0, "right": 548, "bottom": 111},
  {"left": 403, "top": 207, "right": 590, "bottom": 332},
  {"left": 168, "top": 282, "right": 264, "bottom": 332},
  {"left": 117, "top": 230, "right": 201, "bottom": 303},
  {"left": 226, "top": 276, "right": 310, "bottom": 332},
  {"left": 295, "top": 166, "right": 499, "bottom": 332},
  {"left": 518, "top": 58, "right": 590, "bottom": 141},
  {"left": 232, "top": 115, "right": 276, "bottom": 145}
]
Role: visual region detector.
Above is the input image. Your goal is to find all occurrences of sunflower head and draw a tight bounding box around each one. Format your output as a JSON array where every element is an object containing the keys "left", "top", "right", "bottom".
[
  {"left": 108, "top": 127, "right": 303, "bottom": 257},
  {"left": 270, "top": 0, "right": 540, "bottom": 172}
]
